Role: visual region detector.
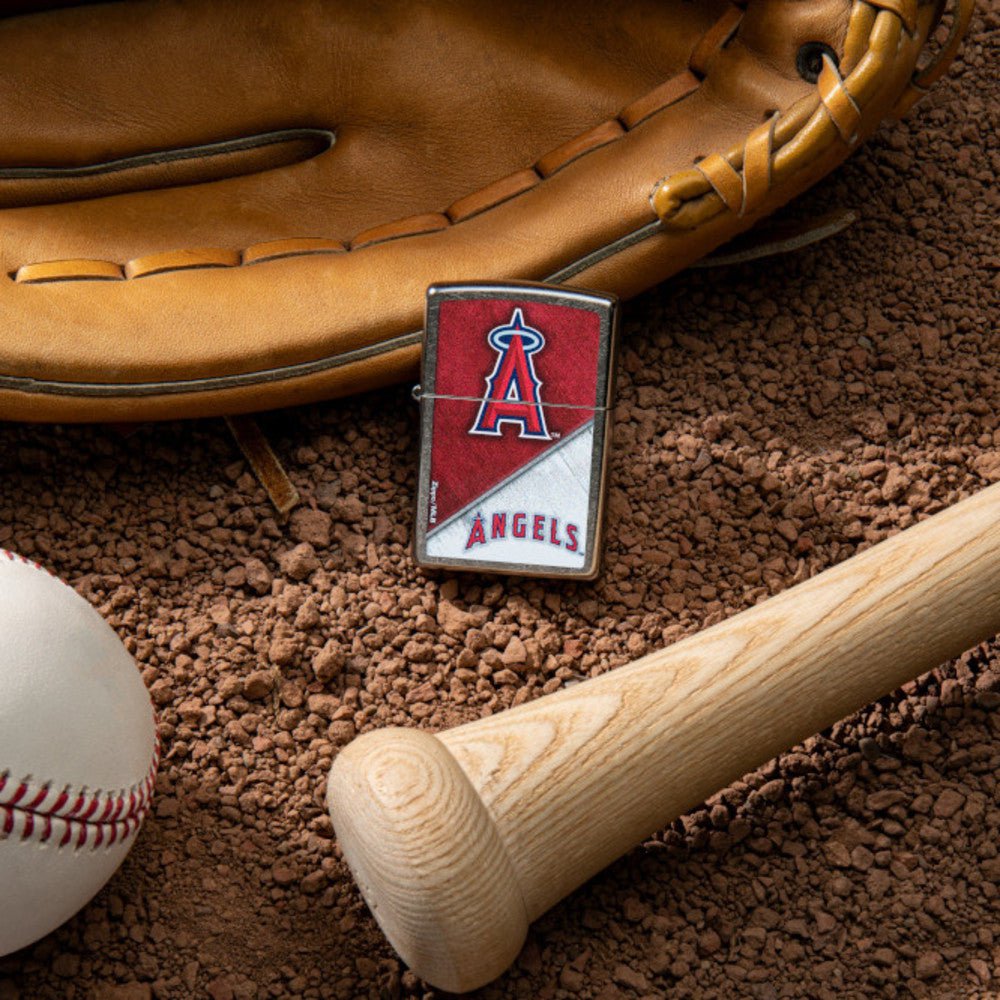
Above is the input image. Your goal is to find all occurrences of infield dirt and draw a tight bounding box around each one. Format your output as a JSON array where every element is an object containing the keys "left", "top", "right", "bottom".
[{"left": 0, "top": 7, "right": 997, "bottom": 999}]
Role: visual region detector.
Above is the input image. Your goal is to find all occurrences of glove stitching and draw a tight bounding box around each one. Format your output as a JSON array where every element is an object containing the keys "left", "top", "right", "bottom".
[
  {"left": 652, "top": 0, "right": 934, "bottom": 229},
  {"left": 7, "top": 0, "right": 963, "bottom": 285},
  {"left": 8, "top": 4, "right": 748, "bottom": 286}
]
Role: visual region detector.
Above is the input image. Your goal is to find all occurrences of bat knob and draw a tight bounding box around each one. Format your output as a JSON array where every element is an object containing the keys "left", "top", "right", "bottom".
[{"left": 327, "top": 727, "right": 529, "bottom": 992}]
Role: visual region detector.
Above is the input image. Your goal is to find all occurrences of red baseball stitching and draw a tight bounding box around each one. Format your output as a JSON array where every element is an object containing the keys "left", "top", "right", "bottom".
[
  {"left": 2, "top": 548, "right": 47, "bottom": 574},
  {"left": 0, "top": 548, "right": 161, "bottom": 850},
  {"left": 0, "top": 729, "right": 160, "bottom": 850}
]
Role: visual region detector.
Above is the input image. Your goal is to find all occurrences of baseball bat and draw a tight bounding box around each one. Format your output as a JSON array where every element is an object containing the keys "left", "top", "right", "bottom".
[{"left": 327, "top": 480, "right": 1000, "bottom": 992}]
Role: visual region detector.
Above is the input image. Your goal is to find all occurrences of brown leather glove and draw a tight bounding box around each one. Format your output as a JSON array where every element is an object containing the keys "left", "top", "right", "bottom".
[{"left": 0, "top": 0, "right": 971, "bottom": 422}]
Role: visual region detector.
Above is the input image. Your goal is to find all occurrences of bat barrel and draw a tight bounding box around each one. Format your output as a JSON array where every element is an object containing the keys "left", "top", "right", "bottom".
[{"left": 328, "top": 480, "right": 1000, "bottom": 992}]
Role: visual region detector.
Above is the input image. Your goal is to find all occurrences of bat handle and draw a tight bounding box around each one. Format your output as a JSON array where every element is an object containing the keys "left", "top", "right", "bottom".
[
  {"left": 327, "top": 728, "right": 528, "bottom": 992},
  {"left": 328, "top": 480, "right": 1000, "bottom": 992}
]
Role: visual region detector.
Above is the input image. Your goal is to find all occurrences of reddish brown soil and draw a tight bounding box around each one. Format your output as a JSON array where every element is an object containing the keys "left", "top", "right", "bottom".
[{"left": 0, "top": 9, "right": 997, "bottom": 1000}]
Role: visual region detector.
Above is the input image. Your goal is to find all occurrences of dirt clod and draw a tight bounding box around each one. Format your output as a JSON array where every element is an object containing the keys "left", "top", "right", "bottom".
[{"left": 0, "top": 13, "right": 996, "bottom": 999}]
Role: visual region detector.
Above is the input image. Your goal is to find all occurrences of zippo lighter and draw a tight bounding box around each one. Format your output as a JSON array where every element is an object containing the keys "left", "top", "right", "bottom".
[{"left": 413, "top": 282, "right": 619, "bottom": 579}]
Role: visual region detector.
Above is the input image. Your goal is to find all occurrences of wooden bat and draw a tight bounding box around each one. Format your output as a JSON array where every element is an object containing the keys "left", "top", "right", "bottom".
[{"left": 327, "top": 480, "right": 1000, "bottom": 993}]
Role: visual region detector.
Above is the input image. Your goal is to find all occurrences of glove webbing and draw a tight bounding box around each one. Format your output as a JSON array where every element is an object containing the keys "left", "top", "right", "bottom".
[{"left": 653, "top": 0, "right": 973, "bottom": 229}]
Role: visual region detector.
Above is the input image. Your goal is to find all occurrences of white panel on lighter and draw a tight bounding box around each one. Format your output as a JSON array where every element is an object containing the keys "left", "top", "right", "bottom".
[{"left": 426, "top": 422, "right": 595, "bottom": 570}]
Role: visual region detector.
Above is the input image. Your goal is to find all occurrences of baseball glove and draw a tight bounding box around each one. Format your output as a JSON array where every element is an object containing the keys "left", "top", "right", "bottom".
[{"left": 0, "top": 0, "right": 971, "bottom": 422}]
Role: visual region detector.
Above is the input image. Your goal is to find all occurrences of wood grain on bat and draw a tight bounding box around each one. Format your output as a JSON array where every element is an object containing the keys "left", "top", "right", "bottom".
[{"left": 328, "top": 480, "right": 1000, "bottom": 993}]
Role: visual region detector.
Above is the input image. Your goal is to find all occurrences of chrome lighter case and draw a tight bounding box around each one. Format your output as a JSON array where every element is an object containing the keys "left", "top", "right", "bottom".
[{"left": 413, "top": 282, "right": 618, "bottom": 579}]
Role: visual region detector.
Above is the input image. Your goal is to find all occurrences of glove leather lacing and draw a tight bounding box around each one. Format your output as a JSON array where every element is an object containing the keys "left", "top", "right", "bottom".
[
  {"left": 653, "top": 0, "right": 973, "bottom": 230},
  {"left": 11, "top": 0, "right": 972, "bottom": 286}
]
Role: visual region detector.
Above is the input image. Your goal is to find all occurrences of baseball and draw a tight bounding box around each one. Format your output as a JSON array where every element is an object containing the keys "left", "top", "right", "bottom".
[{"left": 0, "top": 550, "right": 158, "bottom": 957}]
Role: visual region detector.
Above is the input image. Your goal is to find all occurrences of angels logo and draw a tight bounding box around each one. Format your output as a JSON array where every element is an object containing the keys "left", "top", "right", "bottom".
[{"left": 469, "top": 308, "right": 551, "bottom": 440}]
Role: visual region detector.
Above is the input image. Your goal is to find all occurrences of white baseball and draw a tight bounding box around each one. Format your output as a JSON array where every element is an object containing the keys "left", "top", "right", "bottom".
[{"left": 0, "top": 550, "right": 159, "bottom": 957}]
